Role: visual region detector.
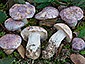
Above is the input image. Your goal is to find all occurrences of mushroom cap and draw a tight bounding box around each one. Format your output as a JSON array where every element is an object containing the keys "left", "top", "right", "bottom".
[
  {"left": 35, "top": 7, "right": 59, "bottom": 20},
  {"left": 72, "top": 38, "right": 85, "bottom": 51},
  {"left": 4, "top": 18, "right": 25, "bottom": 31},
  {"left": 0, "top": 34, "right": 22, "bottom": 49},
  {"left": 54, "top": 23, "right": 72, "bottom": 42},
  {"left": 60, "top": 6, "right": 83, "bottom": 24},
  {"left": 9, "top": 3, "right": 35, "bottom": 20},
  {"left": 21, "top": 26, "right": 47, "bottom": 41}
]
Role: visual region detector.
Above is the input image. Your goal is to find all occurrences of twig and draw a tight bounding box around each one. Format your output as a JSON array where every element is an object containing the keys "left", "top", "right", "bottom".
[
  {"left": 0, "top": 23, "right": 13, "bottom": 34},
  {"left": 56, "top": 44, "right": 64, "bottom": 57}
]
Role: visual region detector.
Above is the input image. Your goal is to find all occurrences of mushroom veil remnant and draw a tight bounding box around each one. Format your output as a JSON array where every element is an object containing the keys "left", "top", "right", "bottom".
[
  {"left": 9, "top": 2, "right": 36, "bottom": 24},
  {"left": 21, "top": 26, "right": 47, "bottom": 60},
  {"left": 0, "top": 34, "right": 25, "bottom": 58},
  {"left": 42, "top": 23, "right": 72, "bottom": 59},
  {"left": 60, "top": 6, "right": 83, "bottom": 27}
]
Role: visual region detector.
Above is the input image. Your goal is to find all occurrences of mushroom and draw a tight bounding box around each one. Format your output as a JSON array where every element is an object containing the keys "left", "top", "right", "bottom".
[
  {"left": 72, "top": 38, "right": 85, "bottom": 52},
  {"left": 42, "top": 23, "right": 72, "bottom": 59},
  {"left": 35, "top": 7, "right": 59, "bottom": 20},
  {"left": 60, "top": 6, "right": 83, "bottom": 27},
  {"left": 21, "top": 26, "right": 47, "bottom": 60},
  {"left": 4, "top": 18, "right": 25, "bottom": 32},
  {"left": 35, "top": 7, "right": 59, "bottom": 27},
  {"left": 0, "top": 34, "right": 25, "bottom": 58},
  {"left": 9, "top": 2, "right": 35, "bottom": 24}
]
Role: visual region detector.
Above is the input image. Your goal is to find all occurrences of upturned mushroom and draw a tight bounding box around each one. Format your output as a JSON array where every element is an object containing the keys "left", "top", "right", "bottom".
[
  {"left": 0, "top": 34, "right": 25, "bottom": 58},
  {"left": 9, "top": 2, "right": 35, "bottom": 24},
  {"left": 35, "top": 7, "right": 59, "bottom": 27},
  {"left": 21, "top": 26, "right": 47, "bottom": 60},
  {"left": 72, "top": 38, "right": 85, "bottom": 52},
  {"left": 42, "top": 23, "right": 72, "bottom": 59},
  {"left": 60, "top": 6, "right": 83, "bottom": 27},
  {"left": 4, "top": 18, "right": 25, "bottom": 32}
]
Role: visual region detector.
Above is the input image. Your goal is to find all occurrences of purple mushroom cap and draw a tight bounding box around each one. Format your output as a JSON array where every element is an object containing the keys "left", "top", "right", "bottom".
[
  {"left": 9, "top": 3, "right": 35, "bottom": 20},
  {"left": 60, "top": 6, "right": 83, "bottom": 24},
  {"left": 4, "top": 18, "right": 25, "bottom": 31},
  {"left": 72, "top": 38, "right": 85, "bottom": 51},
  {"left": 0, "top": 34, "right": 22, "bottom": 49},
  {"left": 35, "top": 7, "right": 59, "bottom": 20}
]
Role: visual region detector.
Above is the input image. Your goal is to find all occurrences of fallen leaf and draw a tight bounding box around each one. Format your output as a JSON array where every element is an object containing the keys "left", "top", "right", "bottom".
[{"left": 70, "top": 54, "right": 85, "bottom": 64}]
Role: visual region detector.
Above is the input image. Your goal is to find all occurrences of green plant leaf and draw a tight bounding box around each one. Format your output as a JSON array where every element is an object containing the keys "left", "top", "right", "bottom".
[
  {"left": 13, "top": 0, "right": 25, "bottom": 4},
  {"left": 32, "top": 0, "right": 52, "bottom": 3},
  {"left": 0, "top": 10, "right": 7, "bottom": 23},
  {"left": 36, "top": 3, "right": 50, "bottom": 9},
  {"left": 0, "top": 57, "right": 15, "bottom": 64},
  {"left": 77, "top": 1, "right": 85, "bottom": 7},
  {"left": 54, "top": 0, "right": 69, "bottom": 5},
  {"left": 80, "top": 50, "right": 85, "bottom": 55},
  {"left": 78, "top": 29, "right": 85, "bottom": 38}
]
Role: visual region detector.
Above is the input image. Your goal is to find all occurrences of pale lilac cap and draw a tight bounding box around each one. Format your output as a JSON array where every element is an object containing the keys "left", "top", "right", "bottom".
[
  {"left": 9, "top": 2, "right": 35, "bottom": 20},
  {"left": 72, "top": 38, "right": 85, "bottom": 51},
  {"left": 21, "top": 26, "right": 47, "bottom": 41},
  {"left": 60, "top": 6, "right": 83, "bottom": 24},
  {"left": 0, "top": 34, "right": 22, "bottom": 49},
  {"left": 4, "top": 18, "right": 25, "bottom": 31},
  {"left": 35, "top": 7, "right": 59, "bottom": 20}
]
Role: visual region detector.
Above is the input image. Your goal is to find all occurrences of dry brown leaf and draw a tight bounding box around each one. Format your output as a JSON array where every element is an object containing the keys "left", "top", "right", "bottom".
[
  {"left": 70, "top": 54, "right": 85, "bottom": 64},
  {"left": 17, "top": 45, "right": 25, "bottom": 58}
]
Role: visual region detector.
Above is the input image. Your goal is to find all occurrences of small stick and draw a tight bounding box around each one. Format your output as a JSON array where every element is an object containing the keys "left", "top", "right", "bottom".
[
  {"left": 56, "top": 44, "right": 64, "bottom": 57},
  {"left": 0, "top": 23, "right": 13, "bottom": 34}
]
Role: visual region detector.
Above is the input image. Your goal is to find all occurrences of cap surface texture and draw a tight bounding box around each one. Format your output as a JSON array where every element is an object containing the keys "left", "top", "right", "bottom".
[
  {"left": 60, "top": 6, "right": 83, "bottom": 24},
  {"left": 0, "top": 34, "right": 22, "bottom": 49},
  {"left": 9, "top": 3, "right": 35, "bottom": 20},
  {"left": 35, "top": 7, "right": 59, "bottom": 20},
  {"left": 4, "top": 18, "right": 25, "bottom": 31}
]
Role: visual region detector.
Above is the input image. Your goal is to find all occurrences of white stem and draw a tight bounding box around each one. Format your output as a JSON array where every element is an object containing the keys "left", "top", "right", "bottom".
[
  {"left": 22, "top": 19, "right": 28, "bottom": 25},
  {"left": 26, "top": 33, "right": 41, "bottom": 60},
  {"left": 4, "top": 49, "right": 14, "bottom": 55},
  {"left": 42, "top": 29, "right": 67, "bottom": 59},
  {"left": 49, "top": 29, "right": 66, "bottom": 48}
]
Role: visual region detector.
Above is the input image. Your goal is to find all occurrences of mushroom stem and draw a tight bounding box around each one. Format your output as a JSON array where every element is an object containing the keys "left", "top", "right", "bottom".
[
  {"left": 17, "top": 45, "right": 25, "bottom": 58},
  {"left": 69, "top": 21, "right": 77, "bottom": 27},
  {"left": 16, "top": 29, "right": 22, "bottom": 33},
  {"left": 26, "top": 33, "right": 41, "bottom": 60},
  {"left": 4, "top": 49, "right": 14, "bottom": 55},
  {"left": 22, "top": 19, "right": 28, "bottom": 25},
  {"left": 49, "top": 29, "right": 66, "bottom": 47},
  {"left": 42, "top": 29, "right": 66, "bottom": 59}
]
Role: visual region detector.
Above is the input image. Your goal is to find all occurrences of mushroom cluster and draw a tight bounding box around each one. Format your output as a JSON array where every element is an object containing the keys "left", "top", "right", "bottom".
[
  {"left": 1, "top": 1, "right": 85, "bottom": 61},
  {"left": 4, "top": 2, "right": 36, "bottom": 32}
]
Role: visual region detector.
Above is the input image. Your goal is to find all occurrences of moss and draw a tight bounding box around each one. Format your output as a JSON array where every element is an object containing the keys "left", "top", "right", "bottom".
[{"left": 75, "top": 21, "right": 85, "bottom": 32}]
